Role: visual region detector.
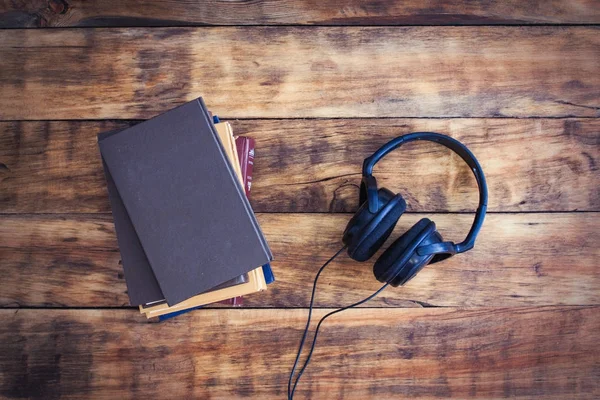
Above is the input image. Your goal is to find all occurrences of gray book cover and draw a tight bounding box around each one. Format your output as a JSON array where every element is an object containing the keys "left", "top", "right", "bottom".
[
  {"left": 101, "top": 154, "right": 249, "bottom": 306},
  {"left": 98, "top": 98, "right": 272, "bottom": 306}
]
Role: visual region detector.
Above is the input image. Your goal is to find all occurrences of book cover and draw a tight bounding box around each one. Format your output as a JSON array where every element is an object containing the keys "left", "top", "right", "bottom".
[
  {"left": 101, "top": 129, "right": 249, "bottom": 306},
  {"left": 156, "top": 127, "right": 278, "bottom": 317},
  {"left": 145, "top": 122, "right": 263, "bottom": 316},
  {"left": 98, "top": 98, "right": 272, "bottom": 305}
]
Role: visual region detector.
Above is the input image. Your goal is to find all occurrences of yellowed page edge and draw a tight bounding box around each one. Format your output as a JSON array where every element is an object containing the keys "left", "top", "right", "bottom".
[{"left": 143, "top": 267, "right": 266, "bottom": 318}]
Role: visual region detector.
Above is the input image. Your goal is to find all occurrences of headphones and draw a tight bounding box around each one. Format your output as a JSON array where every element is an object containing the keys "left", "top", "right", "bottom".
[
  {"left": 342, "top": 132, "right": 488, "bottom": 286},
  {"left": 289, "top": 132, "right": 488, "bottom": 399}
]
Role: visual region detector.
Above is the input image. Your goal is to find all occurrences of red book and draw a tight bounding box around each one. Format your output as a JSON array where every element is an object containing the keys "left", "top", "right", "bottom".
[{"left": 235, "top": 136, "right": 255, "bottom": 198}]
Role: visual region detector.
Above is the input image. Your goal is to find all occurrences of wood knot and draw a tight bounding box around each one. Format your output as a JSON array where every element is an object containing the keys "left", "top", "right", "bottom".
[
  {"left": 48, "top": 0, "right": 69, "bottom": 14},
  {"left": 532, "top": 262, "right": 547, "bottom": 277}
]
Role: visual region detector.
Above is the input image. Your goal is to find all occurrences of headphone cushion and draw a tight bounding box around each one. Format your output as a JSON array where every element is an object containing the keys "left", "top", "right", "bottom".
[
  {"left": 342, "top": 202, "right": 375, "bottom": 249},
  {"left": 350, "top": 201, "right": 404, "bottom": 261},
  {"left": 373, "top": 218, "right": 439, "bottom": 286}
]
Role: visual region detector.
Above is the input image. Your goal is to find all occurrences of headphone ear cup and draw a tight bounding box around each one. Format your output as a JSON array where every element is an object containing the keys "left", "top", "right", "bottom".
[
  {"left": 350, "top": 205, "right": 401, "bottom": 262},
  {"left": 342, "top": 200, "right": 373, "bottom": 248},
  {"left": 373, "top": 218, "right": 442, "bottom": 286},
  {"left": 343, "top": 189, "right": 406, "bottom": 262}
]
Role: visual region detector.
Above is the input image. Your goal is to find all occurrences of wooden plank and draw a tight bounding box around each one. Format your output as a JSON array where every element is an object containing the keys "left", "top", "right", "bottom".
[
  {"left": 1, "top": 119, "right": 598, "bottom": 214},
  {"left": 0, "top": 307, "right": 598, "bottom": 398},
  {"left": 1, "top": 0, "right": 599, "bottom": 28},
  {"left": 0, "top": 27, "right": 598, "bottom": 120},
  {"left": 1, "top": 213, "right": 597, "bottom": 308}
]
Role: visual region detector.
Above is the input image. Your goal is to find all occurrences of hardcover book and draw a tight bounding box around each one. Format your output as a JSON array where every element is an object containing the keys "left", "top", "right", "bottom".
[
  {"left": 98, "top": 98, "right": 273, "bottom": 306},
  {"left": 140, "top": 124, "right": 266, "bottom": 318},
  {"left": 153, "top": 124, "right": 275, "bottom": 318},
  {"left": 101, "top": 151, "right": 249, "bottom": 306}
]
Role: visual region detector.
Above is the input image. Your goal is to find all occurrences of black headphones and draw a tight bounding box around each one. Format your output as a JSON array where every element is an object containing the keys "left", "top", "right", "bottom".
[
  {"left": 288, "top": 132, "right": 488, "bottom": 399},
  {"left": 342, "top": 132, "right": 488, "bottom": 286}
]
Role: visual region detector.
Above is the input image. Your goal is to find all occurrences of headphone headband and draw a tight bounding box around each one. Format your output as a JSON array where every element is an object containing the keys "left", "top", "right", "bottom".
[{"left": 361, "top": 132, "right": 488, "bottom": 254}]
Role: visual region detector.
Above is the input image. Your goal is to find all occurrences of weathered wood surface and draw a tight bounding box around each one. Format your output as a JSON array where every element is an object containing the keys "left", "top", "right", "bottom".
[
  {"left": 1, "top": 213, "right": 597, "bottom": 308},
  {"left": 1, "top": 8, "right": 599, "bottom": 399},
  {"left": 1, "top": 119, "right": 598, "bottom": 214},
  {"left": 1, "top": 0, "right": 599, "bottom": 28},
  {"left": 1, "top": 307, "right": 598, "bottom": 399},
  {"left": 0, "top": 27, "right": 598, "bottom": 120}
]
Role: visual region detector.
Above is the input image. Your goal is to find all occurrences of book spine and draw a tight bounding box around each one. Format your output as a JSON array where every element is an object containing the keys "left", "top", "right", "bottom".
[
  {"left": 245, "top": 137, "right": 255, "bottom": 198},
  {"left": 235, "top": 137, "right": 254, "bottom": 198},
  {"left": 262, "top": 263, "right": 275, "bottom": 284},
  {"left": 218, "top": 296, "right": 243, "bottom": 307}
]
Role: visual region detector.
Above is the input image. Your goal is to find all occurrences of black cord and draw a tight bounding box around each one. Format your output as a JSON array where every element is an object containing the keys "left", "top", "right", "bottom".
[
  {"left": 289, "top": 282, "right": 389, "bottom": 399},
  {"left": 287, "top": 245, "right": 347, "bottom": 400}
]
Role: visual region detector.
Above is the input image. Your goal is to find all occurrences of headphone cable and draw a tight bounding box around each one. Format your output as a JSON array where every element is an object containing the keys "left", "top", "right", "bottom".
[
  {"left": 287, "top": 245, "right": 347, "bottom": 400},
  {"left": 287, "top": 246, "right": 390, "bottom": 400}
]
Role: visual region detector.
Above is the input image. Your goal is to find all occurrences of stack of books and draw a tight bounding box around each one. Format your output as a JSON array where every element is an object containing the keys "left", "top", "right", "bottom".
[{"left": 98, "top": 98, "right": 274, "bottom": 320}]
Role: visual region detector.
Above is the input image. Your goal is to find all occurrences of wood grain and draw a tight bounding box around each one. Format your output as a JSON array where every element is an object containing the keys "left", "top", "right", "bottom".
[
  {"left": 1, "top": 307, "right": 598, "bottom": 399},
  {"left": 0, "top": 6, "right": 598, "bottom": 399},
  {"left": 1, "top": 213, "right": 597, "bottom": 308},
  {"left": 1, "top": 119, "right": 598, "bottom": 214},
  {"left": 1, "top": 0, "right": 599, "bottom": 28},
  {"left": 0, "top": 27, "right": 598, "bottom": 120}
]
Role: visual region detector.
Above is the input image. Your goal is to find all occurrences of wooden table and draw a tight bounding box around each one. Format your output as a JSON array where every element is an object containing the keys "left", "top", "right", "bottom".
[{"left": 0, "top": 1, "right": 599, "bottom": 398}]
